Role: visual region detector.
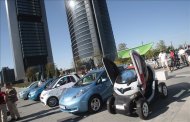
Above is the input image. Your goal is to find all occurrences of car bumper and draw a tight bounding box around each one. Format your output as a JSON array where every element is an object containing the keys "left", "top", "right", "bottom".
[
  {"left": 59, "top": 97, "right": 88, "bottom": 113},
  {"left": 28, "top": 94, "right": 38, "bottom": 100},
  {"left": 19, "top": 93, "right": 27, "bottom": 99},
  {"left": 113, "top": 94, "right": 135, "bottom": 115},
  {"left": 40, "top": 95, "right": 48, "bottom": 106}
]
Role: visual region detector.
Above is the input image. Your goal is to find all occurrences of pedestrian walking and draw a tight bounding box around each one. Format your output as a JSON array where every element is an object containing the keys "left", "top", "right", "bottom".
[
  {"left": 5, "top": 83, "right": 20, "bottom": 121},
  {"left": 169, "top": 49, "right": 175, "bottom": 71},
  {"left": 0, "top": 87, "right": 7, "bottom": 122},
  {"left": 158, "top": 50, "right": 170, "bottom": 71},
  {"left": 178, "top": 47, "right": 189, "bottom": 66}
]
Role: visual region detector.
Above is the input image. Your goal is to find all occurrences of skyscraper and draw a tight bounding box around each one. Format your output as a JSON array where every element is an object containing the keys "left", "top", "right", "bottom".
[
  {"left": 5, "top": 0, "right": 53, "bottom": 80},
  {"left": 65, "top": 0, "right": 117, "bottom": 69}
]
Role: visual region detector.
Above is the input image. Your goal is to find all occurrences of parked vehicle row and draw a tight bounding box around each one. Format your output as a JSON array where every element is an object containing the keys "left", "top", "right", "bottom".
[{"left": 18, "top": 50, "right": 168, "bottom": 120}]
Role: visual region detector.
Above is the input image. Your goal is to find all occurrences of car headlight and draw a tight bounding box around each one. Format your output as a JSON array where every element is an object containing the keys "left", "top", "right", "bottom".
[
  {"left": 20, "top": 91, "right": 27, "bottom": 94},
  {"left": 72, "top": 87, "right": 90, "bottom": 99},
  {"left": 31, "top": 91, "right": 36, "bottom": 95},
  {"left": 42, "top": 92, "right": 47, "bottom": 96}
]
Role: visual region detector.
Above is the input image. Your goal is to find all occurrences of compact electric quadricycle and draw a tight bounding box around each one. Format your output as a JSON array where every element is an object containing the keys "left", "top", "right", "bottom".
[{"left": 103, "top": 50, "right": 168, "bottom": 120}]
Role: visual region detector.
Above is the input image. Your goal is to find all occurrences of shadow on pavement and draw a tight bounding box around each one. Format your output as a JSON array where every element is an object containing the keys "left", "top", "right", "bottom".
[
  {"left": 19, "top": 106, "right": 60, "bottom": 122},
  {"left": 148, "top": 82, "right": 190, "bottom": 120},
  {"left": 18, "top": 101, "right": 40, "bottom": 108},
  {"left": 58, "top": 82, "right": 190, "bottom": 121},
  {"left": 57, "top": 105, "right": 107, "bottom": 122}
]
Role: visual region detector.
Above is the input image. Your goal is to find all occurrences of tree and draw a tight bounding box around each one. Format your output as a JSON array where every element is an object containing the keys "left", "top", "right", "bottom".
[
  {"left": 114, "top": 58, "right": 131, "bottom": 65},
  {"left": 156, "top": 40, "right": 167, "bottom": 51},
  {"left": 118, "top": 43, "right": 127, "bottom": 51},
  {"left": 178, "top": 45, "right": 183, "bottom": 49},
  {"left": 145, "top": 49, "right": 154, "bottom": 59},
  {"left": 145, "top": 48, "right": 160, "bottom": 59},
  {"left": 166, "top": 46, "right": 174, "bottom": 53},
  {"left": 46, "top": 63, "right": 55, "bottom": 78},
  {"left": 55, "top": 68, "right": 60, "bottom": 77},
  {"left": 26, "top": 67, "right": 38, "bottom": 82}
]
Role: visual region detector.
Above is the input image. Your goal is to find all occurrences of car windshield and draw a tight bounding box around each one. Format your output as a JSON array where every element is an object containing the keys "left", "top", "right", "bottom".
[
  {"left": 75, "top": 72, "right": 101, "bottom": 86},
  {"left": 28, "top": 82, "right": 37, "bottom": 88},
  {"left": 46, "top": 77, "right": 60, "bottom": 89},
  {"left": 116, "top": 69, "right": 137, "bottom": 84},
  {"left": 42, "top": 79, "right": 53, "bottom": 88}
]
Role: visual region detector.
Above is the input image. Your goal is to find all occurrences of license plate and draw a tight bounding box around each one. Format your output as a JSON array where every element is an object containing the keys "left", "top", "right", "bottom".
[
  {"left": 60, "top": 105, "right": 66, "bottom": 109},
  {"left": 116, "top": 105, "right": 125, "bottom": 110}
]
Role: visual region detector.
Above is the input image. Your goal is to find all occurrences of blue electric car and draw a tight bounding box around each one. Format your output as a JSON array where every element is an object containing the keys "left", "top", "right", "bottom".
[
  {"left": 28, "top": 79, "right": 54, "bottom": 101},
  {"left": 59, "top": 69, "right": 113, "bottom": 113},
  {"left": 18, "top": 81, "right": 38, "bottom": 100}
]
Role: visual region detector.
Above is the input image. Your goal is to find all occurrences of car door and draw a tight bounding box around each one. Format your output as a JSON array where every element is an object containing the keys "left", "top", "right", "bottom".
[
  {"left": 130, "top": 50, "right": 148, "bottom": 91},
  {"left": 54, "top": 77, "right": 68, "bottom": 97},
  {"left": 67, "top": 76, "right": 76, "bottom": 88},
  {"left": 102, "top": 58, "right": 120, "bottom": 85},
  {"left": 97, "top": 71, "right": 113, "bottom": 100}
]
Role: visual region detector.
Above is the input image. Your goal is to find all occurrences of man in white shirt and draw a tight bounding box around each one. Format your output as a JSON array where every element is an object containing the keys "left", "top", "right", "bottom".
[
  {"left": 179, "top": 47, "right": 189, "bottom": 66},
  {"left": 178, "top": 48, "right": 185, "bottom": 56},
  {"left": 159, "top": 50, "right": 169, "bottom": 70}
]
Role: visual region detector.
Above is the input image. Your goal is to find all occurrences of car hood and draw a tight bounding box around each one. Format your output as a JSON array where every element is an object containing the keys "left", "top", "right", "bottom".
[
  {"left": 30, "top": 87, "right": 43, "bottom": 93},
  {"left": 20, "top": 89, "right": 29, "bottom": 94},
  {"left": 60, "top": 82, "right": 95, "bottom": 101}
]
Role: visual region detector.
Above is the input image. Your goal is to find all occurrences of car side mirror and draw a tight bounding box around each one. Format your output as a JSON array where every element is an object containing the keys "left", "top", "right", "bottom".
[
  {"left": 56, "top": 84, "right": 60, "bottom": 87},
  {"left": 102, "top": 78, "right": 107, "bottom": 82}
]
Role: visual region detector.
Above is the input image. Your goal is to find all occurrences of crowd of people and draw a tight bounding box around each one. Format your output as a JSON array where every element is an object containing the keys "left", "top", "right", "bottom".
[
  {"left": 155, "top": 45, "right": 190, "bottom": 71},
  {"left": 0, "top": 83, "right": 20, "bottom": 122}
]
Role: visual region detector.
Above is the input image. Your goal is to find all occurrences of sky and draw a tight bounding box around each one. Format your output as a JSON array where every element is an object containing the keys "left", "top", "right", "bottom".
[{"left": 0, "top": 0, "right": 190, "bottom": 70}]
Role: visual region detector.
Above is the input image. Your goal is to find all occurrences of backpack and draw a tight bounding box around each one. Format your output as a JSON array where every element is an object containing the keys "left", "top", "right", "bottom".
[{"left": 7, "top": 88, "right": 18, "bottom": 103}]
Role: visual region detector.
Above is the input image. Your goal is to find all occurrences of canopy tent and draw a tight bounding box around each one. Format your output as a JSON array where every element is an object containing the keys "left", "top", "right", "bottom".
[{"left": 118, "top": 43, "right": 153, "bottom": 59}]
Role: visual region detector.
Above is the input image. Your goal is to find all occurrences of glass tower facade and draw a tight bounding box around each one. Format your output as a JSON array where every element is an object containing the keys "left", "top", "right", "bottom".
[
  {"left": 5, "top": 0, "right": 53, "bottom": 80},
  {"left": 65, "top": 0, "right": 117, "bottom": 69},
  {"left": 16, "top": 0, "right": 48, "bottom": 69}
]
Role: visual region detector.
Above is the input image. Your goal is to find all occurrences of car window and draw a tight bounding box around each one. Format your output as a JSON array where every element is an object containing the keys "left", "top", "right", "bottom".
[
  {"left": 47, "top": 77, "right": 60, "bottom": 89},
  {"left": 45, "top": 79, "right": 54, "bottom": 88},
  {"left": 57, "top": 77, "right": 68, "bottom": 86},
  {"left": 69, "top": 76, "right": 76, "bottom": 83},
  {"left": 116, "top": 69, "right": 137, "bottom": 84},
  {"left": 97, "top": 71, "right": 108, "bottom": 83},
  {"left": 74, "top": 72, "right": 101, "bottom": 86},
  {"left": 28, "top": 82, "right": 37, "bottom": 88},
  {"left": 101, "top": 71, "right": 107, "bottom": 79}
]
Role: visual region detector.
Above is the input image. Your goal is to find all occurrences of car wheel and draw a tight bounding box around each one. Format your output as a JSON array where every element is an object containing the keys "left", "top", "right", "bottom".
[
  {"left": 88, "top": 95, "right": 102, "bottom": 113},
  {"left": 158, "top": 82, "right": 168, "bottom": 98},
  {"left": 24, "top": 94, "right": 29, "bottom": 100},
  {"left": 136, "top": 98, "right": 149, "bottom": 120},
  {"left": 47, "top": 97, "right": 58, "bottom": 107},
  {"left": 107, "top": 96, "right": 116, "bottom": 114}
]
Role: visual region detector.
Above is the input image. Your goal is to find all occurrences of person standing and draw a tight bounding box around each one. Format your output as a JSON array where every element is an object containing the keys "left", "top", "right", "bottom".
[
  {"left": 0, "top": 87, "right": 7, "bottom": 122},
  {"left": 169, "top": 49, "right": 175, "bottom": 71},
  {"left": 159, "top": 50, "right": 170, "bottom": 71},
  {"left": 185, "top": 46, "right": 190, "bottom": 64},
  {"left": 178, "top": 47, "right": 188, "bottom": 66},
  {"left": 5, "top": 83, "right": 20, "bottom": 121}
]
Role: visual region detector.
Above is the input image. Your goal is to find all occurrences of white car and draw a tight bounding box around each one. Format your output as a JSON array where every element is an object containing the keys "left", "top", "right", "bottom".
[{"left": 40, "top": 74, "right": 80, "bottom": 107}]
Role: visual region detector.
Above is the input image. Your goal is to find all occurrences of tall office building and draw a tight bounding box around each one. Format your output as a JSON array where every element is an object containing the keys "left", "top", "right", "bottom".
[
  {"left": 65, "top": 0, "right": 117, "bottom": 69},
  {"left": 5, "top": 0, "right": 53, "bottom": 80}
]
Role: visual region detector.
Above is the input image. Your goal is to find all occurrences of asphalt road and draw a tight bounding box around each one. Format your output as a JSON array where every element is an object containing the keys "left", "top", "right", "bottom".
[{"left": 11, "top": 66, "right": 190, "bottom": 122}]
